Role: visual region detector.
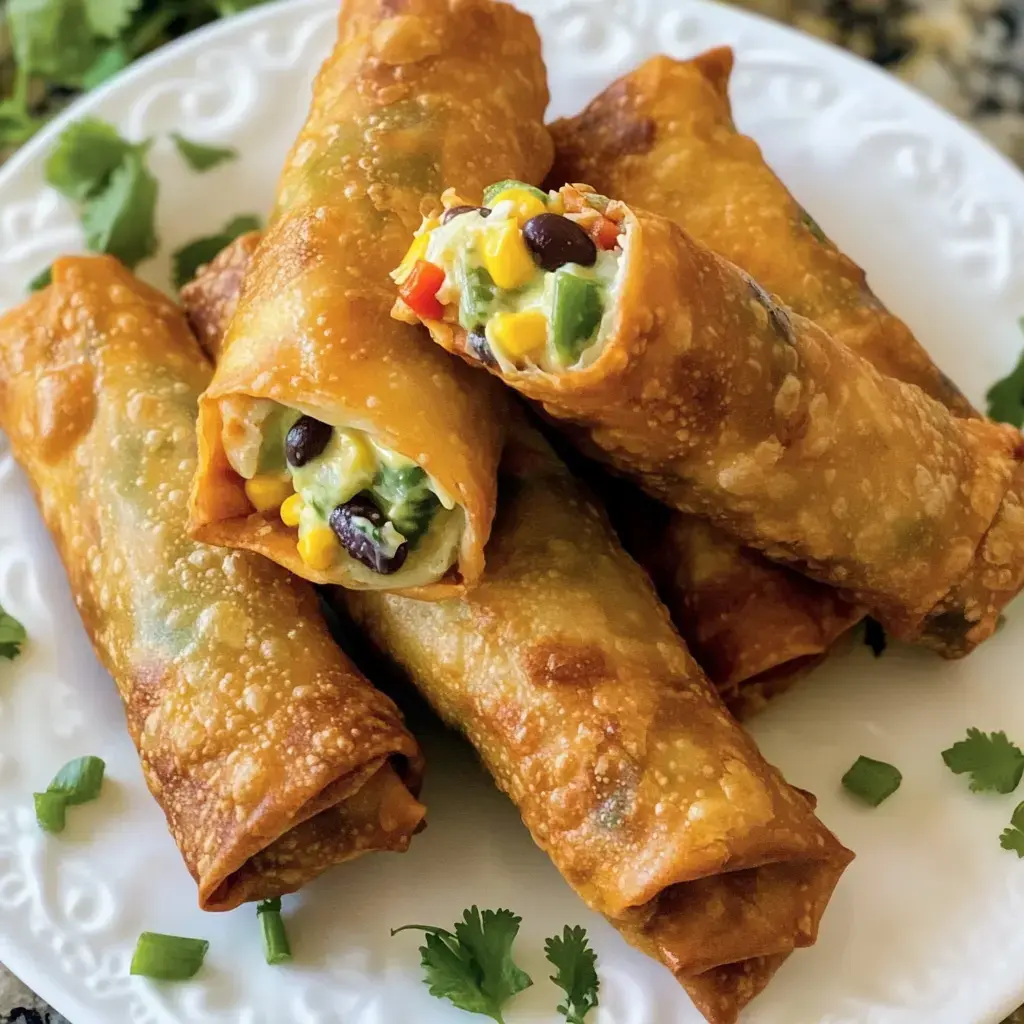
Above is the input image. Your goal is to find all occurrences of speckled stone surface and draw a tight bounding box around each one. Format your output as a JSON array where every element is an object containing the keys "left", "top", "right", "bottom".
[{"left": 1, "top": 1, "right": 1023, "bottom": 1022}]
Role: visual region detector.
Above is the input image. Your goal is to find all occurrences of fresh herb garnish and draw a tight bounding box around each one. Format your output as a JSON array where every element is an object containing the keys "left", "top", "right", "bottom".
[
  {"left": 545, "top": 926, "right": 599, "bottom": 1024},
  {"left": 42, "top": 119, "right": 158, "bottom": 270},
  {"left": 33, "top": 755, "right": 106, "bottom": 833},
  {"left": 28, "top": 265, "right": 53, "bottom": 292},
  {"left": 257, "top": 898, "right": 292, "bottom": 965},
  {"left": 171, "top": 132, "right": 238, "bottom": 172},
  {"left": 0, "top": 604, "right": 27, "bottom": 661},
  {"left": 171, "top": 213, "right": 261, "bottom": 289},
  {"left": 841, "top": 756, "right": 902, "bottom": 807},
  {"left": 986, "top": 318, "right": 1024, "bottom": 426},
  {"left": 942, "top": 728, "right": 1024, "bottom": 794},
  {"left": 130, "top": 931, "right": 209, "bottom": 980},
  {"left": 392, "top": 907, "right": 533, "bottom": 1022},
  {"left": 1, "top": 1, "right": 274, "bottom": 150},
  {"left": 863, "top": 617, "right": 886, "bottom": 657},
  {"left": 1001, "top": 801, "right": 1024, "bottom": 857}
]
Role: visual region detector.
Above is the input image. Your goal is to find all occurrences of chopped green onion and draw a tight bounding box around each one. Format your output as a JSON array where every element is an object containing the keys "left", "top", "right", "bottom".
[
  {"left": 130, "top": 932, "right": 209, "bottom": 981},
  {"left": 483, "top": 179, "right": 548, "bottom": 206},
  {"left": 33, "top": 792, "right": 67, "bottom": 833},
  {"left": 48, "top": 755, "right": 105, "bottom": 804},
  {"left": 842, "top": 755, "right": 902, "bottom": 806},
  {"left": 257, "top": 898, "right": 292, "bottom": 965}
]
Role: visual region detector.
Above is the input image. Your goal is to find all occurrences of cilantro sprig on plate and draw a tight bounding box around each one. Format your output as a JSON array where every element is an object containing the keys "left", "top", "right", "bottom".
[
  {"left": 545, "top": 925, "right": 599, "bottom": 1024},
  {"left": 0, "top": 603, "right": 26, "bottom": 661},
  {"left": 2, "top": 0, "right": 274, "bottom": 149},
  {"left": 942, "top": 728, "right": 1024, "bottom": 795},
  {"left": 392, "top": 907, "right": 533, "bottom": 1023}
]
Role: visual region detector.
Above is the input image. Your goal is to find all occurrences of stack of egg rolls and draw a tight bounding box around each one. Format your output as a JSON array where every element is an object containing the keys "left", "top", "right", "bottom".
[
  {"left": 0, "top": 256, "right": 425, "bottom": 911},
  {"left": 408, "top": 180, "right": 1024, "bottom": 652},
  {"left": 189, "top": 0, "right": 553, "bottom": 596},
  {"left": 184, "top": 230, "right": 853, "bottom": 1024}
]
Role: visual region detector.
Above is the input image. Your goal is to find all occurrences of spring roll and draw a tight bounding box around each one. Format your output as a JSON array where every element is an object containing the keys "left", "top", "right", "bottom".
[
  {"left": 0, "top": 255, "right": 425, "bottom": 911},
  {"left": 342, "top": 425, "right": 852, "bottom": 1023},
  {"left": 396, "top": 184, "right": 1024, "bottom": 646},
  {"left": 180, "top": 250, "right": 852, "bottom": 1022},
  {"left": 188, "top": 0, "right": 553, "bottom": 596}
]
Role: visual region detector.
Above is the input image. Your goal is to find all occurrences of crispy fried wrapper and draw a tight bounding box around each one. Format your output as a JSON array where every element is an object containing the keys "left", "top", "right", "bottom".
[
  {"left": 549, "top": 48, "right": 972, "bottom": 415},
  {"left": 0, "top": 256, "right": 425, "bottom": 911},
  {"left": 188, "top": 0, "right": 553, "bottom": 596},
  {"left": 621, "top": 509, "right": 860, "bottom": 713},
  {"left": 341, "top": 425, "right": 852, "bottom": 1023},
  {"left": 421, "top": 186, "right": 1024, "bottom": 646}
]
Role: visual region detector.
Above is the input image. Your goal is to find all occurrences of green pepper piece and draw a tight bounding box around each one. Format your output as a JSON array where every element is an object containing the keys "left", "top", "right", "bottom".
[
  {"left": 483, "top": 180, "right": 548, "bottom": 206},
  {"left": 551, "top": 270, "right": 603, "bottom": 366},
  {"left": 458, "top": 263, "right": 495, "bottom": 330},
  {"left": 373, "top": 464, "right": 440, "bottom": 544}
]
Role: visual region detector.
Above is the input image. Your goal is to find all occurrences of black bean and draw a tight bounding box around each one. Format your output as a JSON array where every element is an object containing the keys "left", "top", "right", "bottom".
[
  {"left": 285, "top": 416, "right": 332, "bottom": 467},
  {"left": 329, "top": 496, "right": 409, "bottom": 575},
  {"left": 442, "top": 205, "right": 489, "bottom": 224},
  {"left": 522, "top": 213, "right": 597, "bottom": 272},
  {"left": 467, "top": 326, "right": 497, "bottom": 366}
]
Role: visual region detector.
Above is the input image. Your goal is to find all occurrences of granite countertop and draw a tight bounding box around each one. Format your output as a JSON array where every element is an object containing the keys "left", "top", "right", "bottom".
[{"left": 2, "top": 0, "right": 1024, "bottom": 1021}]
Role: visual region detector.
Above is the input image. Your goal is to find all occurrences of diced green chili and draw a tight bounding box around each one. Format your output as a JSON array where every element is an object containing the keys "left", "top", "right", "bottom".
[
  {"left": 551, "top": 270, "right": 603, "bottom": 365},
  {"left": 458, "top": 262, "right": 495, "bottom": 330}
]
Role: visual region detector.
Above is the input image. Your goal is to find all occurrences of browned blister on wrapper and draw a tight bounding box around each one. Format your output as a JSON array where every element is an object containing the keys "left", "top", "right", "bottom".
[
  {"left": 0, "top": 256, "right": 425, "bottom": 911},
  {"left": 188, "top": 0, "right": 553, "bottom": 597}
]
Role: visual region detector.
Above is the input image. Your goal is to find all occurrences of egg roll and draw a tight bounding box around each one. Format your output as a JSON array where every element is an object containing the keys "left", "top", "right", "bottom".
[
  {"left": 399, "top": 185, "right": 1024, "bottom": 646},
  {"left": 188, "top": 0, "right": 553, "bottom": 596},
  {"left": 341, "top": 424, "right": 852, "bottom": 1023},
  {"left": 0, "top": 255, "right": 425, "bottom": 911}
]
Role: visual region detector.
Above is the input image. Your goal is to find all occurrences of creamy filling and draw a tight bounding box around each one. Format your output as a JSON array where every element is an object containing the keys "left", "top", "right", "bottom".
[
  {"left": 408, "top": 185, "right": 624, "bottom": 373},
  {"left": 220, "top": 398, "right": 460, "bottom": 583}
]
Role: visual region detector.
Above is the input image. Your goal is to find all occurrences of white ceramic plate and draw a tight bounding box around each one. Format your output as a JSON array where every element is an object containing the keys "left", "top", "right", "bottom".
[{"left": 2, "top": 1, "right": 1024, "bottom": 1022}]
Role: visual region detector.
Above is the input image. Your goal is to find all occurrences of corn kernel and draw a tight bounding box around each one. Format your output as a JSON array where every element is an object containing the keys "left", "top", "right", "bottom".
[
  {"left": 393, "top": 232, "right": 431, "bottom": 284},
  {"left": 489, "top": 187, "right": 547, "bottom": 226},
  {"left": 486, "top": 310, "right": 548, "bottom": 360},
  {"left": 245, "top": 475, "right": 293, "bottom": 512},
  {"left": 336, "top": 430, "right": 377, "bottom": 484},
  {"left": 298, "top": 526, "right": 339, "bottom": 571},
  {"left": 482, "top": 220, "right": 536, "bottom": 291},
  {"left": 280, "top": 493, "right": 305, "bottom": 528}
]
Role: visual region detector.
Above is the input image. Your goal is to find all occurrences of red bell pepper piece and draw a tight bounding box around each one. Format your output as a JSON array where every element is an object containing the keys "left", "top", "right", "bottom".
[
  {"left": 399, "top": 260, "right": 446, "bottom": 320},
  {"left": 588, "top": 215, "right": 621, "bottom": 251}
]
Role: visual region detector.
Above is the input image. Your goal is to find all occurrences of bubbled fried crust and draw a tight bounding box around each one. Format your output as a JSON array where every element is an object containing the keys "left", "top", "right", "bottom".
[
  {"left": 0, "top": 256, "right": 424, "bottom": 911},
  {"left": 425, "top": 199, "right": 1024, "bottom": 644},
  {"left": 547, "top": 48, "right": 974, "bottom": 416},
  {"left": 343, "top": 422, "right": 852, "bottom": 999},
  {"left": 188, "top": 0, "right": 555, "bottom": 597}
]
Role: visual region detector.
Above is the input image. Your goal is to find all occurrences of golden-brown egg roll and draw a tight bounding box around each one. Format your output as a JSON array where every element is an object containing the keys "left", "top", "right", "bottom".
[
  {"left": 0, "top": 255, "right": 425, "bottom": 911},
  {"left": 342, "top": 425, "right": 852, "bottom": 1023},
  {"left": 180, "top": 245, "right": 852, "bottom": 1022},
  {"left": 401, "top": 185, "right": 1024, "bottom": 648},
  {"left": 188, "top": 0, "right": 553, "bottom": 597}
]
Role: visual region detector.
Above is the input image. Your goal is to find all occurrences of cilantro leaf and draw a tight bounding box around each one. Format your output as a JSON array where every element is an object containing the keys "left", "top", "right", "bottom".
[
  {"left": 0, "top": 604, "right": 27, "bottom": 661},
  {"left": 82, "top": 42, "right": 131, "bottom": 89},
  {"left": 0, "top": 98, "right": 44, "bottom": 149},
  {"left": 1000, "top": 800, "right": 1024, "bottom": 857},
  {"left": 82, "top": 148, "right": 159, "bottom": 268},
  {"left": 28, "top": 265, "right": 53, "bottom": 292},
  {"left": 864, "top": 617, "right": 886, "bottom": 657},
  {"left": 45, "top": 118, "right": 137, "bottom": 201},
  {"left": 942, "top": 728, "right": 1024, "bottom": 794},
  {"left": 8, "top": 0, "right": 100, "bottom": 85},
  {"left": 83, "top": 0, "right": 142, "bottom": 39},
  {"left": 171, "top": 132, "right": 238, "bottom": 172},
  {"left": 545, "top": 926, "right": 599, "bottom": 1024},
  {"left": 172, "top": 213, "right": 261, "bottom": 289},
  {"left": 392, "top": 907, "right": 532, "bottom": 1022},
  {"left": 987, "top": 318, "right": 1024, "bottom": 427}
]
